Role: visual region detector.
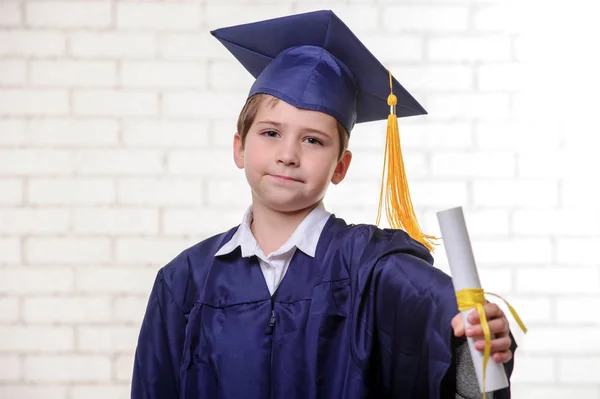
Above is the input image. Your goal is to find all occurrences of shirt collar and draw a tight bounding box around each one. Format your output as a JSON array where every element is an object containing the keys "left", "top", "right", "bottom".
[{"left": 214, "top": 203, "right": 331, "bottom": 258}]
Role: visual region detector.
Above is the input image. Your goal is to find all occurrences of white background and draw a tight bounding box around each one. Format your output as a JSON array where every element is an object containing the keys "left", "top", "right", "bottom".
[{"left": 0, "top": 0, "right": 599, "bottom": 397}]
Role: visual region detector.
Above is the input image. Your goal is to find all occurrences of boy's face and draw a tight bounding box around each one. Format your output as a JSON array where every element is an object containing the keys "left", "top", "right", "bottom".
[{"left": 233, "top": 98, "right": 352, "bottom": 213}]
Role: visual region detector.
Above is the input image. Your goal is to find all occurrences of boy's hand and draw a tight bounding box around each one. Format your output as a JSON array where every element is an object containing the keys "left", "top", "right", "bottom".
[{"left": 451, "top": 303, "right": 513, "bottom": 364}]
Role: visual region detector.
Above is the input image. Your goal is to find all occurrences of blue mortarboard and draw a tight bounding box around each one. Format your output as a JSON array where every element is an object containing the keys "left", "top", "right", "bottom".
[
  {"left": 211, "top": 10, "right": 435, "bottom": 252},
  {"left": 210, "top": 10, "right": 427, "bottom": 133}
]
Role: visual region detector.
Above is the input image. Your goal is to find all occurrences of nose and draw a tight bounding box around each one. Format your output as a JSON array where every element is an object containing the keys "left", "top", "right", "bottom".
[{"left": 277, "top": 139, "right": 300, "bottom": 167}]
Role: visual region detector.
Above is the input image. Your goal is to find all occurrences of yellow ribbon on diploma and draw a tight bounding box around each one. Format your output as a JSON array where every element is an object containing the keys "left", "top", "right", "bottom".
[{"left": 455, "top": 289, "right": 528, "bottom": 399}]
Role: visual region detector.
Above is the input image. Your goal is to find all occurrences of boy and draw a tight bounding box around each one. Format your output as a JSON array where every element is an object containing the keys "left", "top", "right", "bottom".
[{"left": 132, "top": 10, "right": 516, "bottom": 399}]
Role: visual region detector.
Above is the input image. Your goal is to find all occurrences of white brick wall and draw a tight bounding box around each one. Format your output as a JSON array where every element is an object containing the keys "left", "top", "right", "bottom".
[{"left": 0, "top": 0, "right": 598, "bottom": 397}]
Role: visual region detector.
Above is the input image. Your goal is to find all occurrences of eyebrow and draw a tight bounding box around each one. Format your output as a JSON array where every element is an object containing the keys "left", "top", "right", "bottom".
[{"left": 255, "top": 120, "right": 331, "bottom": 138}]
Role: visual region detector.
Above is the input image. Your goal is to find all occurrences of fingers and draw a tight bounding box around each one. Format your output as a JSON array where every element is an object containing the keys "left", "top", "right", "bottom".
[
  {"left": 473, "top": 335, "right": 512, "bottom": 353},
  {"left": 467, "top": 303, "right": 503, "bottom": 324},
  {"left": 492, "top": 350, "right": 513, "bottom": 364},
  {"left": 466, "top": 317, "right": 509, "bottom": 338}
]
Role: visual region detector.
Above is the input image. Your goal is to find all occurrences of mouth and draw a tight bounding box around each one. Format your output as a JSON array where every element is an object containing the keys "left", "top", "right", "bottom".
[{"left": 267, "top": 174, "right": 303, "bottom": 183}]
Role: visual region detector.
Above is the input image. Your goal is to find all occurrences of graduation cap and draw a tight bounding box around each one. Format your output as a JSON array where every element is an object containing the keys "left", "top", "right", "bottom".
[{"left": 212, "top": 10, "right": 436, "bottom": 251}]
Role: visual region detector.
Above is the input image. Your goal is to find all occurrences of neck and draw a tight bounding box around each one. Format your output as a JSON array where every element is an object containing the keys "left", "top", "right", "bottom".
[{"left": 250, "top": 200, "right": 321, "bottom": 255}]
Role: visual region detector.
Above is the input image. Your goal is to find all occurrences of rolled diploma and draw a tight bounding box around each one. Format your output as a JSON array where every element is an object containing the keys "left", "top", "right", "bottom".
[{"left": 436, "top": 207, "right": 508, "bottom": 393}]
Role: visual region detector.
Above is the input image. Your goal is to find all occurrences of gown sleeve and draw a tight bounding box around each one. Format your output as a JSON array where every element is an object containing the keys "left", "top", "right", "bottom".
[
  {"left": 131, "top": 268, "right": 188, "bottom": 399},
  {"left": 368, "top": 251, "right": 517, "bottom": 399}
]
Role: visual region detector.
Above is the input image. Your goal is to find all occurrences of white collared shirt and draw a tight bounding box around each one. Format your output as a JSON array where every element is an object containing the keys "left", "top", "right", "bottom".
[{"left": 214, "top": 203, "right": 332, "bottom": 295}]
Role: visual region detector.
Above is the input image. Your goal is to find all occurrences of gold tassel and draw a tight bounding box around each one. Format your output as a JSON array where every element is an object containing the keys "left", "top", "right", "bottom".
[{"left": 376, "top": 70, "right": 437, "bottom": 252}]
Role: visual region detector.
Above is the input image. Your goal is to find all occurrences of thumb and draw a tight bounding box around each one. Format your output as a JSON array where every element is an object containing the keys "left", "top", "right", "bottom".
[{"left": 452, "top": 313, "right": 464, "bottom": 337}]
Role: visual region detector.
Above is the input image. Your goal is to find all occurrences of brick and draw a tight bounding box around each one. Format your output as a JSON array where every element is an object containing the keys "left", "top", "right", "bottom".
[
  {"left": 115, "top": 354, "right": 134, "bottom": 381},
  {"left": 360, "top": 34, "right": 423, "bottom": 63},
  {"left": 0, "top": 268, "right": 74, "bottom": 294},
  {"left": 117, "top": 178, "right": 204, "bottom": 206},
  {"left": 75, "top": 150, "right": 163, "bottom": 176},
  {"left": 426, "top": 93, "right": 510, "bottom": 119},
  {"left": 563, "top": 120, "right": 600, "bottom": 149},
  {"left": 162, "top": 92, "right": 245, "bottom": 118},
  {"left": 510, "top": 356, "right": 555, "bottom": 383},
  {"left": 0, "top": 90, "right": 69, "bottom": 116},
  {"left": 24, "top": 296, "right": 111, "bottom": 323},
  {"left": 382, "top": 6, "right": 469, "bottom": 31},
  {"left": 473, "top": 5, "right": 528, "bottom": 33},
  {"left": 206, "top": 179, "right": 258, "bottom": 207},
  {"left": 400, "top": 121, "right": 473, "bottom": 149},
  {"left": 512, "top": 92, "right": 561, "bottom": 119},
  {"left": 204, "top": 4, "right": 293, "bottom": 30},
  {"left": 0, "top": 31, "right": 65, "bottom": 57},
  {"left": 116, "top": 237, "right": 196, "bottom": 264},
  {"left": 473, "top": 180, "right": 558, "bottom": 207},
  {"left": 522, "top": 327, "right": 600, "bottom": 354},
  {"left": 73, "top": 208, "right": 158, "bottom": 235},
  {"left": 517, "top": 267, "right": 600, "bottom": 294},
  {"left": 76, "top": 267, "right": 156, "bottom": 294},
  {"left": 167, "top": 149, "right": 239, "bottom": 176},
  {"left": 563, "top": 180, "right": 600, "bottom": 207},
  {"left": 0, "top": 119, "right": 26, "bottom": 145},
  {"left": 475, "top": 268, "right": 512, "bottom": 294},
  {"left": 0, "top": 179, "right": 22, "bottom": 205},
  {"left": 513, "top": 209, "right": 600, "bottom": 236},
  {"left": 0, "top": 355, "right": 20, "bottom": 380},
  {"left": 559, "top": 358, "right": 600, "bottom": 383},
  {"left": 0, "top": 238, "right": 21, "bottom": 264},
  {"left": 121, "top": 61, "right": 206, "bottom": 88},
  {"left": 556, "top": 238, "right": 600, "bottom": 265},
  {"left": 518, "top": 150, "right": 600, "bottom": 179},
  {"left": 431, "top": 151, "right": 515, "bottom": 178},
  {"left": 0, "top": 297, "right": 19, "bottom": 322},
  {"left": 0, "top": 209, "right": 69, "bottom": 234},
  {"left": 390, "top": 65, "right": 473, "bottom": 91},
  {"left": 0, "top": 385, "right": 67, "bottom": 399},
  {"left": 0, "top": 150, "right": 74, "bottom": 175},
  {"left": 159, "top": 32, "right": 226, "bottom": 61},
  {"left": 117, "top": 2, "right": 201, "bottom": 29},
  {"left": 472, "top": 238, "right": 553, "bottom": 265},
  {"left": 73, "top": 90, "right": 158, "bottom": 117},
  {"left": 210, "top": 118, "right": 244, "bottom": 148},
  {"left": 114, "top": 296, "right": 147, "bottom": 323},
  {"left": 31, "top": 60, "right": 116, "bottom": 87},
  {"left": 71, "top": 385, "right": 129, "bottom": 399},
  {"left": 122, "top": 120, "right": 209, "bottom": 147},
  {"left": 24, "top": 355, "right": 111, "bottom": 382},
  {"left": 325, "top": 180, "right": 380, "bottom": 209},
  {"left": 0, "top": 2, "right": 21, "bottom": 26},
  {"left": 70, "top": 32, "right": 156, "bottom": 58},
  {"left": 478, "top": 63, "right": 527, "bottom": 91},
  {"left": 423, "top": 209, "right": 510, "bottom": 238},
  {"left": 556, "top": 297, "right": 600, "bottom": 323},
  {"left": 26, "top": 238, "right": 111, "bottom": 265},
  {"left": 0, "top": 60, "right": 26, "bottom": 85},
  {"left": 26, "top": 1, "right": 111, "bottom": 28},
  {"left": 294, "top": 4, "right": 378, "bottom": 33},
  {"left": 428, "top": 35, "right": 511, "bottom": 62},
  {"left": 349, "top": 151, "right": 428, "bottom": 179},
  {"left": 0, "top": 326, "right": 73, "bottom": 352},
  {"left": 27, "top": 118, "right": 119, "bottom": 147},
  {"left": 208, "top": 61, "right": 256, "bottom": 91},
  {"left": 163, "top": 209, "right": 244, "bottom": 236},
  {"left": 29, "top": 178, "right": 115, "bottom": 205},
  {"left": 475, "top": 120, "right": 560, "bottom": 151},
  {"left": 410, "top": 181, "right": 468, "bottom": 207},
  {"left": 502, "top": 296, "right": 552, "bottom": 323},
  {"left": 77, "top": 326, "right": 140, "bottom": 353}
]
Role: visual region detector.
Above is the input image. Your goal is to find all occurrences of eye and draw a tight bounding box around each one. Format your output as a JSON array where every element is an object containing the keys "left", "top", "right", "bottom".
[
  {"left": 261, "top": 130, "right": 280, "bottom": 138},
  {"left": 304, "top": 137, "right": 323, "bottom": 146}
]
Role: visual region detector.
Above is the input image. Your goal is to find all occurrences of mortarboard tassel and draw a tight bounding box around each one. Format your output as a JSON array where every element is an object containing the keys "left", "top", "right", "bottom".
[{"left": 376, "top": 70, "right": 437, "bottom": 252}]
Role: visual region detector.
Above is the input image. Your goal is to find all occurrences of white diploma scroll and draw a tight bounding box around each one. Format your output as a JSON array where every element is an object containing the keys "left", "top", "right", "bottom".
[{"left": 436, "top": 207, "right": 508, "bottom": 393}]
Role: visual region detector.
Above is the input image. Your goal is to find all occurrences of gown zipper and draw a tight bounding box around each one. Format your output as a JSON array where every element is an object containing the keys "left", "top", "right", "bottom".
[{"left": 269, "top": 297, "right": 276, "bottom": 399}]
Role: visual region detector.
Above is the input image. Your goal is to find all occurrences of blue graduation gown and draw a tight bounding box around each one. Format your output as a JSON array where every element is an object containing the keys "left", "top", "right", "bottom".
[{"left": 132, "top": 216, "right": 514, "bottom": 398}]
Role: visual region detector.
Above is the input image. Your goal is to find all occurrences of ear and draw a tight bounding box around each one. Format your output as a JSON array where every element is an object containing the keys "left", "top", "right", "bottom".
[
  {"left": 331, "top": 150, "right": 352, "bottom": 185},
  {"left": 233, "top": 133, "right": 244, "bottom": 169}
]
